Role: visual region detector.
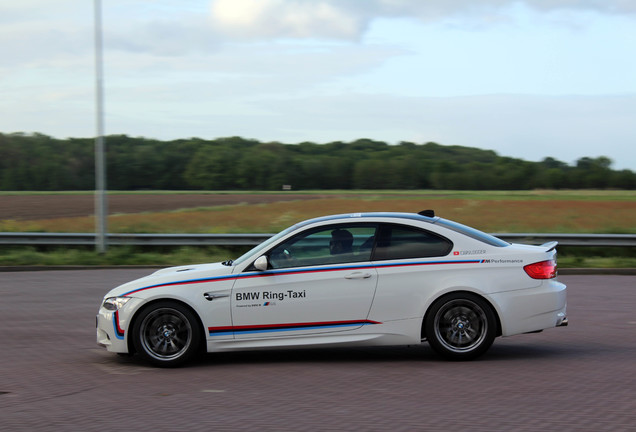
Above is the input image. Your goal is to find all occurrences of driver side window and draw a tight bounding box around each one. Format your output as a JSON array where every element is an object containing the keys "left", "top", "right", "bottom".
[{"left": 268, "top": 224, "right": 377, "bottom": 269}]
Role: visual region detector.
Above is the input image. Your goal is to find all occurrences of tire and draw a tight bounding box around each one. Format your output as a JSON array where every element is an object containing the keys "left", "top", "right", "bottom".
[
  {"left": 132, "top": 301, "right": 201, "bottom": 367},
  {"left": 425, "top": 293, "right": 496, "bottom": 361}
]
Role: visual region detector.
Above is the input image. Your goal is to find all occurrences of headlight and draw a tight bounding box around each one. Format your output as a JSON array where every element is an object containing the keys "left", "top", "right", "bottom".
[{"left": 102, "top": 297, "right": 132, "bottom": 311}]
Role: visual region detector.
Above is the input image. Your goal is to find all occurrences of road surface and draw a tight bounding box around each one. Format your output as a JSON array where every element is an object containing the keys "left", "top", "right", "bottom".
[{"left": 1, "top": 271, "right": 634, "bottom": 431}]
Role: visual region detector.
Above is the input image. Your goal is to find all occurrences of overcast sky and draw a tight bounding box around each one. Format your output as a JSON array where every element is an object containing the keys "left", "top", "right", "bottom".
[{"left": 1, "top": 0, "right": 635, "bottom": 170}]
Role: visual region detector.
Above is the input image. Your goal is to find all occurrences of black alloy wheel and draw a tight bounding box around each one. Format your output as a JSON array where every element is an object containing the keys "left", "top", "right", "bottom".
[
  {"left": 425, "top": 293, "right": 496, "bottom": 360},
  {"left": 132, "top": 301, "right": 201, "bottom": 367}
]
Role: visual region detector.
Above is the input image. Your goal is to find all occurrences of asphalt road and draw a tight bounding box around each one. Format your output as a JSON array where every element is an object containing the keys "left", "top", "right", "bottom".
[{"left": 1, "top": 271, "right": 635, "bottom": 431}]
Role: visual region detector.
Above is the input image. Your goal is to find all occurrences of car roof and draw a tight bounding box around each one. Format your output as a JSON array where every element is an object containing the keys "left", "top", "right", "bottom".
[{"left": 295, "top": 212, "right": 439, "bottom": 228}]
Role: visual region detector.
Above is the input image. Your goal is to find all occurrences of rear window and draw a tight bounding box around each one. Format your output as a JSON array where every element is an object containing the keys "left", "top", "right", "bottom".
[{"left": 435, "top": 219, "right": 509, "bottom": 247}]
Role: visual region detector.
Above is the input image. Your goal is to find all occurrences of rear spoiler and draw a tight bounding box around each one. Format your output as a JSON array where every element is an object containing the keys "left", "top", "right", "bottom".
[{"left": 541, "top": 241, "right": 558, "bottom": 252}]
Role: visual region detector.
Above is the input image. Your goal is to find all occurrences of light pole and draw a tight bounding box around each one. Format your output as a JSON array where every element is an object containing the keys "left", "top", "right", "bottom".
[{"left": 94, "top": 0, "right": 107, "bottom": 253}]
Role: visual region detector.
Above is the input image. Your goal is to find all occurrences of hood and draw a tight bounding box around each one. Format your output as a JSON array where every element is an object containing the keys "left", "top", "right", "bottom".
[
  {"left": 149, "top": 262, "right": 228, "bottom": 277},
  {"left": 104, "top": 262, "right": 233, "bottom": 298}
]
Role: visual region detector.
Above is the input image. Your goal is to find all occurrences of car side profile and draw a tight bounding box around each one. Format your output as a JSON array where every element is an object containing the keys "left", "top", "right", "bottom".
[{"left": 96, "top": 211, "right": 567, "bottom": 367}]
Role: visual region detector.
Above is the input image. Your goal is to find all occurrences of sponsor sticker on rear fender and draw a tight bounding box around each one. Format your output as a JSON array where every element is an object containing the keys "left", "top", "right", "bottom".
[{"left": 454, "top": 250, "right": 486, "bottom": 256}]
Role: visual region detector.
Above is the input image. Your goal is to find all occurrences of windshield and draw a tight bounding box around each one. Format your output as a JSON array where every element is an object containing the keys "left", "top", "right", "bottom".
[{"left": 231, "top": 224, "right": 298, "bottom": 267}]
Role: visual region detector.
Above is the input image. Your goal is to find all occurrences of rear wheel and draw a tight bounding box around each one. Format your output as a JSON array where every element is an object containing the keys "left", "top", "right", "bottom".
[
  {"left": 132, "top": 301, "right": 201, "bottom": 367},
  {"left": 425, "top": 293, "right": 496, "bottom": 360}
]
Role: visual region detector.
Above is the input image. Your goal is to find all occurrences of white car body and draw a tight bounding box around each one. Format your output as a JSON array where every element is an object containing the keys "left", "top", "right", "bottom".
[{"left": 97, "top": 212, "right": 567, "bottom": 366}]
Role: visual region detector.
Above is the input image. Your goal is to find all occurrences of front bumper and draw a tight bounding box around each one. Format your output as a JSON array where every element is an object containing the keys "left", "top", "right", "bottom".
[
  {"left": 96, "top": 308, "right": 129, "bottom": 353},
  {"left": 96, "top": 296, "right": 145, "bottom": 352}
]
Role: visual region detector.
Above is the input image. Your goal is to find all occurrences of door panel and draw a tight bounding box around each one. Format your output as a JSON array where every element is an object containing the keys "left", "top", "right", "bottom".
[
  {"left": 231, "top": 263, "right": 378, "bottom": 338},
  {"left": 230, "top": 223, "right": 379, "bottom": 339}
]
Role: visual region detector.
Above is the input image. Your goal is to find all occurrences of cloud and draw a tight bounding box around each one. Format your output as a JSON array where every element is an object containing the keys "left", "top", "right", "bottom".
[
  {"left": 106, "top": 19, "right": 221, "bottom": 57},
  {"left": 208, "top": 0, "right": 636, "bottom": 40},
  {"left": 209, "top": 0, "right": 364, "bottom": 39},
  {"left": 2, "top": 0, "right": 634, "bottom": 172},
  {"left": 0, "top": 0, "right": 79, "bottom": 23},
  {"left": 524, "top": 0, "right": 636, "bottom": 14}
]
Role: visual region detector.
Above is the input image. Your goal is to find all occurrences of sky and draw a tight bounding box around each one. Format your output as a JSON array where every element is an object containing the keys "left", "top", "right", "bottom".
[{"left": 1, "top": 0, "right": 635, "bottom": 170}]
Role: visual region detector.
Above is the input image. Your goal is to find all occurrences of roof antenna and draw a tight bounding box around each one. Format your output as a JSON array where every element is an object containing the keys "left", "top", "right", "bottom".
[{"left": 418, "top": 209, "right": 435, "bottom": 217}]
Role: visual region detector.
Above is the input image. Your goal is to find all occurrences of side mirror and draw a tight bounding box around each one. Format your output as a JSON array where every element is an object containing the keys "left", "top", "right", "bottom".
[{"left": 253, "top": 255, "right": 268, "bottom": 271}]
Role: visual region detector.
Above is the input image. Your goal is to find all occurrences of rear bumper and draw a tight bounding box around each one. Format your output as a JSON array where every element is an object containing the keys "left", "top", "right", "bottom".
[{"left": 489, "top": 279, "right": 567, "bottom": 336}]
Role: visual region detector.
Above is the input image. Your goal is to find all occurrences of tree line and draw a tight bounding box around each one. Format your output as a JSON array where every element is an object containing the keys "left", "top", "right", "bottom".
[{"left": 1, "top": 132, "right": 634, "bottom": 191}]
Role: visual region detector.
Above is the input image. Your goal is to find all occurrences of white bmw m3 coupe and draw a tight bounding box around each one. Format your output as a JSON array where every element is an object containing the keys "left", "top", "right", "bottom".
[{"left": 97, "top": 211, "right": 567, "bottom": 367}]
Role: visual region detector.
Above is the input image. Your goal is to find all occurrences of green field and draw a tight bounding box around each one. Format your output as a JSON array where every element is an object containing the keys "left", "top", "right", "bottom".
[{"left": 1, "top": 190, "right": 634, "bottom": 268}]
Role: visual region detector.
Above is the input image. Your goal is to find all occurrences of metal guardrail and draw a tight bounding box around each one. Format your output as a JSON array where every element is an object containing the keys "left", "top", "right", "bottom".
[
  {"left": 493, "top": 233, "right": 636, "bottom": 247},
  {"left": 0, "top": 232, "right": 634, "bottom": 247},
  {"left": 0, "top": 233, "right": 271, "bottom": 246}
]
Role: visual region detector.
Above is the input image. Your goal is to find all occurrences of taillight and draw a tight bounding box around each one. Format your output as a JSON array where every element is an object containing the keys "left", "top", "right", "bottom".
[{"left": 524, "top": 260, "right": 557, "bottom": 279}]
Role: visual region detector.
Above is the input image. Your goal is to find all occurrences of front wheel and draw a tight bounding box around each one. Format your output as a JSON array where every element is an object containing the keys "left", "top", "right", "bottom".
[
  {"left": 425, "top": 293, "right": 496, "bottom": 361},
  {"left": 132, "top": 301, "right": 201, "bottom": 367}
]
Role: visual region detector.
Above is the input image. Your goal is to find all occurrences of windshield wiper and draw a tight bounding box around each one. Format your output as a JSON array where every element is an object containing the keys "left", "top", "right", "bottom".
[{"left": 221, "top": 259, "right": 234, "bottom": 266}]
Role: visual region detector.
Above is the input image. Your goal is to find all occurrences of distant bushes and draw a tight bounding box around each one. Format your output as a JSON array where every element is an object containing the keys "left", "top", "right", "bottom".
[{"left": 1, "top": 132, "right": 634, "bottom": 191}]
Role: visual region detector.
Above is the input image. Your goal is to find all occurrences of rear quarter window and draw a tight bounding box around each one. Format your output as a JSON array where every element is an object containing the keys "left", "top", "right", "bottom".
[{"left": 373, "top": 224, "right": 453, "bottom": 261}]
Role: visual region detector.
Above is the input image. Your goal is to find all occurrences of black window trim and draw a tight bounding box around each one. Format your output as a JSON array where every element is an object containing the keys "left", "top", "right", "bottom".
[{"left": 370, "top": 223, "right": 454, "bottom": 261}]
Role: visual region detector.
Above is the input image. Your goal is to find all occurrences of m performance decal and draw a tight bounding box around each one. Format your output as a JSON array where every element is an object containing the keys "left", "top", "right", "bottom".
[
  {"left": 208, "top": 320, "right": 381, "bottom": 336},
  {"left": 373, "top": 259, "right": 482, "bottom": 269},
  {"left": 122, "top": 260, "right": 482, "bottom": 296},
  {"left": 112, "top": 311, "right": 125, "bottom": 340}
]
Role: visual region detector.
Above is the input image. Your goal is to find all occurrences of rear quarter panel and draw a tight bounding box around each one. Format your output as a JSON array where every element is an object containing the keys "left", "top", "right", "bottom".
[
  {"left": 368, "top": 261, "right": 539, "bottom": 323},
  {"left": 367, "top": 234, "right": 555, "bottom": 322}
]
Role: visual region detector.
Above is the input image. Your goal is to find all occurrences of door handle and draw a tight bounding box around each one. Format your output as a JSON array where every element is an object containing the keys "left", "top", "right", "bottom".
[{"left": 344, "top": 272, "right": 372, "bottom": 280}]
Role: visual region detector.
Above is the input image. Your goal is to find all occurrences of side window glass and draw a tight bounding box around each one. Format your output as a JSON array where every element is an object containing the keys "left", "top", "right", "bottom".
[
  {"left": 268, "top": 224, "right": 377, "bottom": 269},
  {"left": 373, "top": 224, "right": 452, "bottom": 261}
]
